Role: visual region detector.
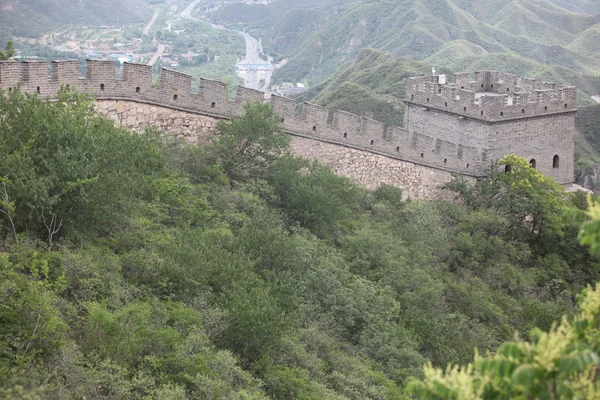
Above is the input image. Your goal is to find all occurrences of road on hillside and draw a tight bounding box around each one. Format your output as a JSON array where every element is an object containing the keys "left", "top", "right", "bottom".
[
  {"left": 181, "top": 0, "right": 273, "bottom": 91},
  {"left": 143, "top": 11, "right": 159, "bottom": 35},
  {"left": 148, "top": 43, "right": 165, "bottom": 66},
  {"left": 180, "top": 0, "right": 202, "bottom": 21}
]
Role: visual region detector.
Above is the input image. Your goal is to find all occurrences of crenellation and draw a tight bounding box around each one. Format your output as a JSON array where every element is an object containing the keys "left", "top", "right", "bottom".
[
  {"left": 271, "top": 94, "right": 296, "bottom": 117},
  {"left": 159, "top": 68, "right": 192, "bottom": 94},
  {"left": 0, "top": 61, "right": 576, "bottom": 188},
  {"left": 0, "top": 61, "right": 21, "bottom": 87},
  {"left": 235, "top": 86, "right": 263, "bottom": 105},
  {"left": 51, "top": 60, "right": 79, "bottom": 87},
  {"left": 197, "top": 78, "right": 230, "bottom": 115},
  {"left": 361, "top": 118, "right": 385, "bottom": 146},
  {"left": 404, "top": 70, "right": 575, "bottom": 183},
  {"left": 301, "top": 102, "right": 329, "bottom": 135}
]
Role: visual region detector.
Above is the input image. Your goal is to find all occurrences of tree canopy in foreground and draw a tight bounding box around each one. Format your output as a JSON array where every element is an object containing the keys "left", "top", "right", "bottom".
[{"left": 1, "top": 89, "right": 600, "bottom": 399}]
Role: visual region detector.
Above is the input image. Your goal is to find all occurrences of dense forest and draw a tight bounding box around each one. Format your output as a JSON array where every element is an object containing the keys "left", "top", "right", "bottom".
[{"left": 2, "top": 88, "right": 600, "bottom": 399}]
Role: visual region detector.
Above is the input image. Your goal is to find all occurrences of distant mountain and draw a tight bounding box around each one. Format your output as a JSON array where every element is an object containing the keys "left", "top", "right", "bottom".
[
  {"left": 0, "top": 0, "right": 152, "bottom": 42},
  {"left": 211, "top": 0, "right": 600, "bottom": 98},
  {"left": 294, "top": 48, "right": 439, "bottom": 127}
]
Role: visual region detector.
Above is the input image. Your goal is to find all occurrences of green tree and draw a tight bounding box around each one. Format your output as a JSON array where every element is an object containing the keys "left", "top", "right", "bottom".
[
  {"left": 0, "top": 40, "right": 14, "bottom": 60},
  {"left": 212, "top": 102, "right": 290, "bottom": 181},
  {"left": 407, "top": 196, "right": 600, "bottom": 399},
  {"left": 0, "top": 87, "right": 164, "bottom": 243},
  {"left": 268, "top": 156, "right": 362, "bottom": 239},
  {"left": 445, "top": 155, "right": 568, "bottom": 242}
]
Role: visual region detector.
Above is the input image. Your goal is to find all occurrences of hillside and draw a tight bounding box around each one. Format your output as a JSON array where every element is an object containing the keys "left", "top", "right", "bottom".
[
  {"left": 294, "top": 48, "right": 439, "bottom": 126},
  {"left": 2, "top": 87, "right": 600, "bottom": 399},
  {"left": 210, "top": 0, "right": 600, "bottom": 97},
  {"left": 0, "top": 0, "right": 153, "bottom": 43}
]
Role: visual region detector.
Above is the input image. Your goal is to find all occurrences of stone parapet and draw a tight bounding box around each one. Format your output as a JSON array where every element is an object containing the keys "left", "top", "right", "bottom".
[{"left": 0, "top": 61, "right": 575, "bottom": 183}]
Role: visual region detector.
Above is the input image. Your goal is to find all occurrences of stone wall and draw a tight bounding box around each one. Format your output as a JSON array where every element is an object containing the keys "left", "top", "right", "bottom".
[
  {"left": 290, "top": 136, "right": 464, "bottom": 200},
  {"left": 96, "top": 100, "right": 219, "bottom": 144},
  {"left": 0, "top": 60, "right": 577, "bottom": 196},
  {"left": 92, "top": 99, "right": 461, "bottom": 198}
]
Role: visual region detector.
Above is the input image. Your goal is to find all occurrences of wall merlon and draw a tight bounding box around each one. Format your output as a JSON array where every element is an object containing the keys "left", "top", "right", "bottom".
[
  {"left": 271, "top": 94, "right": 297, "bottom": 118},
  {"left": 360, "top": 117, "right": 385, "bottom": 141},
  {"left": 159, "top": 68, "right": 192, "bottom": 93},
  {"left": 85, "top": 60, "right": 115, "bottom": 80},
  {"left": 301, "top": 102, "right": 329, "bottom": 128},
  {"left": 51, "top": 60, "right": 79, "bottom": 86},
  {"left": 21, "top": 61, "right": 49, "bottom": 83},
  {"left": 122, "top": 63, "right": 153, "bottom": 86},
  {"left": 0, "top": 61, "right": 21, "bottom": 87},
  {"left": 235, "top": 86, "right": 263, "bottom": 105}
]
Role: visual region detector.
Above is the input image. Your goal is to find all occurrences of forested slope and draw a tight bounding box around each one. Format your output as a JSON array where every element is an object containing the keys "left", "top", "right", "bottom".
[
  {"left": 211, "top": 0, "right": 600, "bottom": 97},
  {"left": 0, "top": 0, "right": 152, "bottom": 43},
  {"left": 1, "top": 89, "right": 599, "bottom": 399}
]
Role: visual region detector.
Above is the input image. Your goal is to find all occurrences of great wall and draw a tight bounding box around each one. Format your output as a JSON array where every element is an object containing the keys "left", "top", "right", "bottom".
[{"left": 0, "top": 60, "right": 577, "bottom": 199}]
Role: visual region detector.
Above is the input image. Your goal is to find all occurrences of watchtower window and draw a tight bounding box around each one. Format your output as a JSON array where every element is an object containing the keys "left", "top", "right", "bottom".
[
  {"left": 529, "top": 159, "right": 536, "bottom": 169},
  {"left": 343, "top": 132, "right": 347, "bottom": 139},
  {"left": 411, "top": 94, "right": 414, "bottom": 100},
  {"left": 445, "top": 102, "right": 448, "bottom": 107},
  {"left": 500, "top": 111, "right": 504, "bottom": 117},
  {"left": 481, "top": 84, "right": 484, "bottom": 88},
  {"left": 544, "top": 106, "right": 547, "bottom": 111},
  {"left": 426, "top": 98, "right": 429, "bottom": 103},
  {"left": 396, "top": 146, "right": 400, "bottom": 152},
  {"left": 438, "top": 88, "right": 441, "bottom": 94},
  {"left": 370, "top": 140, "right": 374, "bottom": 145},
  {"left": 36, "top": 86, "right": 40, "bottom": 94},
  {"left": 522, "top": 109, "right": 525, "bottom": 114},
  {"left": 553, "top": 155, "right": 560, "bottom": 168},
  {"left": 463, "top": 107, "right": 467, "bottom": 112},
  {"left": 444, "top": 158, "right": 447, "bottom": 164},
  {"left": 100, "top": 83, "right": 105, "bottom": 91},
  {"left": 507, "top": 88, "right": 510, "bottom": 92},
  {"left": 461, "top": 86, "right": 464, "bottom": 89},
  {"left": 420, "top": 153, "right": 424, "bottom": 158},
  {"left": 505, "top": 165, "right": 512, "bottom": 173},
  {"left": 211, "top": 102, "right": 216, "bottom": 108},
  {"left": 480, "top": 111, "right": 483, "bottom": 116},
  {"left": 136, "top": 87, "right": 140, "bottom": 93},
  {"left": 564, "top": 103, "right": 568, "bottom": 108},
  {"left": 466, "top": 163, "right": 470, "bottom": 168},
  {"left": 173, "top": 94, "right": 178, "bottom": 101},
  {"left": 491, "top": 84, "right": 494, "bottom": 89},
  {"left": 312, "top": 126, "right": 317, "bottom": 132}
]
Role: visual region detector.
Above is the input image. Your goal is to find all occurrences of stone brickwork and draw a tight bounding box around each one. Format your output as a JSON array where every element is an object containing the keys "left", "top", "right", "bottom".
[
  {"left": 96, "top": 100, "right": 218, "bottom": 144},
  {"left": 290, "top": 136, "right": 467, "bottom": 200},
  {"left": 405, "top": 71, "right": 576, "bottom": 183},
  {"left": 0, "top": 60, "right": 577, "bottom": 196}
]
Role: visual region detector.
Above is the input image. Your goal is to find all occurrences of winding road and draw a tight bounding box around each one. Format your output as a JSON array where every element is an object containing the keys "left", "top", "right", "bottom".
[
  {"left": 181, "top": 0, "right": 273, "bottom": 91},
  {"left": 143, "top": 11, "right": 159, "bottom": 35},
  {"left": 148, "top": 43, "right": 165, "bottom": 66}
]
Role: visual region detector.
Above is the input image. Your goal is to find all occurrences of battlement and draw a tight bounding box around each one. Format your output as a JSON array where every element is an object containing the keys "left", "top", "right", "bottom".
[
  {"left": 0, "top": 61, "right": 575, "bottom": 183},
  {"left": 405, "top": 70, "right": 577, "bottom": 121}
]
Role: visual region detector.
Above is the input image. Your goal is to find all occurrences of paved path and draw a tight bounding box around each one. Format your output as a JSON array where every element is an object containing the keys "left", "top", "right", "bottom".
[
  {"left": 593, "top": 95, "right": 600, "bottom": 104},
  {"left": 143, "top": 11, "right": 160, "bottom": 35},
  {"left": 148, "top": 43, "right": 165, "bottom": 66},
  {"left": 180, "top": 0, "right": 202, "bottom": 20},
  {"left": 180, "top": 0, "right": 274, "bottom": 91}
]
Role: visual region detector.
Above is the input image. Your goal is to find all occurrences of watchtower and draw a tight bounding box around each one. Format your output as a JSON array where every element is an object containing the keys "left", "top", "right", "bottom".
[{"left": 403, "top": 71, "right": 575, "bottom": 184}]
